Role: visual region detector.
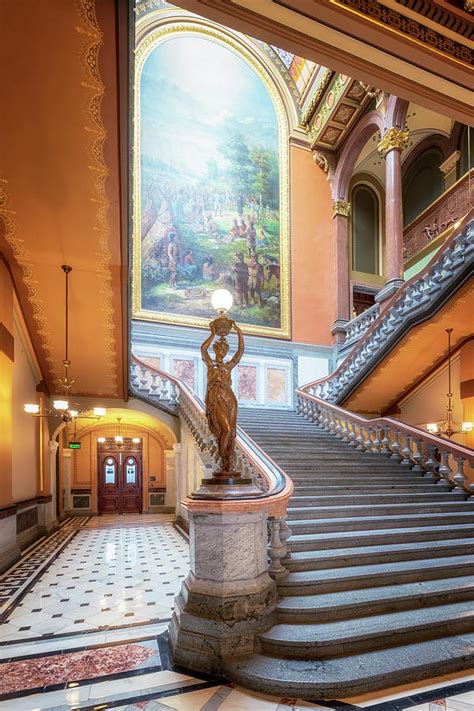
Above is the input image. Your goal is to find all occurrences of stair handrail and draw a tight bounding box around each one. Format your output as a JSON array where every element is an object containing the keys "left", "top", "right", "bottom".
[
  {"left": 302, "top": 212, "right": 474, "bottom": 404},
  {"left": 130, "top": 354, "right": 293, "bottom": 508},
  {"left": 297, "top": 388, "right": 474, "bottom": 490}
]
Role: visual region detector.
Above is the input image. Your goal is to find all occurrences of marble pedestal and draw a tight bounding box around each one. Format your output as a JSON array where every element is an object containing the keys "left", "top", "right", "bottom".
[{"left": 169, "top": 508, "right": 277, "bottom": 675}]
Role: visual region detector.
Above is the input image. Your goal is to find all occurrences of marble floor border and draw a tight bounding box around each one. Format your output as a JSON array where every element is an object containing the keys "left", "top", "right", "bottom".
[
  {"left": 0, "top": 528, "right": 79, "bottom": 623},
  {"left": 78, "top": 679, "right": 221, "bottom": 711},
  {"left": 0, "top": 616, "right": 172, "bottom": 647}
]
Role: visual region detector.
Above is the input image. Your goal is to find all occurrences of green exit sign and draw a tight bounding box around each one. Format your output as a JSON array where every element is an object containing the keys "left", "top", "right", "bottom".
[{"left": 69, "top": 442, "right": 81, "bottom": 450}]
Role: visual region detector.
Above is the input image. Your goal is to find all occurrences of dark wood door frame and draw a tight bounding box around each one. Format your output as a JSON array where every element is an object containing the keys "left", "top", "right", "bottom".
[{"left": 98, "top": 441, "right": 143, "bottom": 515}]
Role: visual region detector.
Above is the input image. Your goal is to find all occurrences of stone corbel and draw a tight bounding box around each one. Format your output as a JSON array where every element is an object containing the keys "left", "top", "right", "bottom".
[
  {"left": 312, "top": 149, "right": 335, "bottom": 182},
  {"left": 377, "top": 127, "right": 409, "bottom": 157}
]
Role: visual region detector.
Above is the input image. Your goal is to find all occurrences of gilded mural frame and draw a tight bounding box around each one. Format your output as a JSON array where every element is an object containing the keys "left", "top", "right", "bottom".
[{"left": 132, "top": 20, "right": 291, "bottom": 339}]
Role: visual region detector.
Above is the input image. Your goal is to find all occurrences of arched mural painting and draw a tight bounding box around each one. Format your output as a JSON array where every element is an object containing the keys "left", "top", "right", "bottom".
[{"left": 132, "top": 24, "right": 290, "bottom": 338}]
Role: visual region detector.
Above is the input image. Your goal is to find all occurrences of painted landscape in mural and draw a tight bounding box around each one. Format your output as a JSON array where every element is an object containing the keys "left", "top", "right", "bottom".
[{"left": 139, "top": 35, "right": 283, "bottom": 331}]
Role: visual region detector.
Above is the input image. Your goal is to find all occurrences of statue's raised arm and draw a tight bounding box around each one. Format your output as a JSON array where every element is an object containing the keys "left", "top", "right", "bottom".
[
  {"left": 201, "top": 322, "right": 215, "bottom": 367},
  {"left": 228, "top": 321, "right": 244, "bottom": 368}
]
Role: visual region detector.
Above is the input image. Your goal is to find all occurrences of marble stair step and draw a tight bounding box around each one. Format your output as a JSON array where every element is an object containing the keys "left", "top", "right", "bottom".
[
  {"left": 288, "top": 523, "right": 474, "bottom": 551},
  {"left": 287, "top": 501, "right": 474, "bottom": 519},
  {"left": 289, "top": 475, "right": 425, "bottom": 485},
  {"left": 285, "top": 537, "right": 474, "bottom": 571},
  {"left": 289, "top": 492, "right": 465, "bottom": 506},
  {"left": 293, "top": 483, "right": 452, "bottom": 493},
  {"left": 276, "top": 575, "right": 474, "bottom": 622},
  {"left": 259, "top": 600, "right": 474, "bottom": 659},
  {"left": 278, "top": 554, "right": 474, "bottom": 595},
  {"left": 224, "top": 632, "right": 474, "bottom": 700},
  {"left": 287, "top": 511, "right": 474, "bottom": 533}
]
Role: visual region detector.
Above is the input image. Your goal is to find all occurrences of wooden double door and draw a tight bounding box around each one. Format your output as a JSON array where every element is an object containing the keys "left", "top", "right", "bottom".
[{"left": 98, "top": 447, "right": 142, "bottom": 514}]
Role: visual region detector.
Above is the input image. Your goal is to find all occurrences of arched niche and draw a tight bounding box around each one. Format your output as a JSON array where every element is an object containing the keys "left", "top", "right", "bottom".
[{"left": 351, "top": 183, "right": 381, "bottom": 276}]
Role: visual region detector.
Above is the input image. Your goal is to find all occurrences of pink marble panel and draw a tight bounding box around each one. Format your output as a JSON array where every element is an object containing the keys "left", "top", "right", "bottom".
[
  {"left": 267, "top": 368, "right": 286, "bottom": 403},
  {"left": 173, "top": 359, "right": 195, "bottom": 390},
  {"left": 237, "top": 365, "right": 257, "bottom": 401},
  {"left": 141, "top": 356, "right": 161, "bottom": 370},
  {"left": 1, "top": 642, "right": 158, "bottom": 694}
]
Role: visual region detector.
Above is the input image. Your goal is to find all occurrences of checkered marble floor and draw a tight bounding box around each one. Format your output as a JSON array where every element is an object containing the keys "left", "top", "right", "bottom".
[{"left": 0, "top": 515, "right": 189, "bottom": 642}]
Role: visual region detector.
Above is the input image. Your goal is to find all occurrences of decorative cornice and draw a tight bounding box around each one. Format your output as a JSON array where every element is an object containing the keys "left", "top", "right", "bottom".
[
  {"left": 301, "top": 69, "right": 333, "bottom": 128},
  {"left": 332, "top": 0, "right": 472, "bottom": 66},
  {"left": 332, "top": 199, "right": 351, "bottom": 218},
  {"left": 377, "top": 127, "right": 409, "bottom": 157}
]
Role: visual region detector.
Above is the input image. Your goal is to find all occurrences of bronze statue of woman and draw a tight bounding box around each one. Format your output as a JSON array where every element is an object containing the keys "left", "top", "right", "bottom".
[{"left": 201, "top": 319, "right": 244, "bottom": 475}]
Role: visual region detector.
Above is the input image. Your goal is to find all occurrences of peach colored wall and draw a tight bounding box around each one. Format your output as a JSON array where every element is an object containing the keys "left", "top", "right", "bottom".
[
  {"left": 12, "top": 318, "right": 38, "bottom": 501},
  {"left": 290, "top": 144, "right": 334, "bottom": 345},
  {"left": 461, "top": 340, "right": 474, "bottom": 450}
]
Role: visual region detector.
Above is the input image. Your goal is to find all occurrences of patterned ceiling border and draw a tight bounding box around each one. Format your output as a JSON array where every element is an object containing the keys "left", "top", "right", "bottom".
[
  {"left": 330, "top": 0, "right": 472, "bottom": 67},
  {"left": 74, "top": 0, "right": 118, "bottom": 397},
  {"left": 0, "top": 180, "right": 55, "bottom": 378},
  {"left": 301, "top": 68, "right": 334, "bottom": 128}
]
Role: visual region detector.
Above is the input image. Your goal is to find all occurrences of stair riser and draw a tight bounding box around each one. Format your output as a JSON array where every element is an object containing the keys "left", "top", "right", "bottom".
[
  {"left": 276, "top": 587, "right": 474, "bottom": 623},
  {"left": 289, "top": 528, "right": 474, "bottom": 551},
  {"left": 279, "top": 563, "right": 474, "bottom": 595},
  {"left": 289, "top": 515, "right": 474, "bottom": 533},
  {"left": 290, "top": 494, "right": 463, "bottom": 505},
  {"left": 260, "top": 616, "right": 474, "bottom": 660},
  {"left": 286, "top": 543, "right": 474, "bottom": 571},
  {"left": 288, "top": 504, "right": 474, "bottom": 519},
  {"left": 293, "top": 486, "right": 451, "bottom": 493}
]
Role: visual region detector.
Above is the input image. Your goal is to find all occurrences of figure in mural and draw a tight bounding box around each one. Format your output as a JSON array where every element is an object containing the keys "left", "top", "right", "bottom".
[
  {"left": 232, "top": 253, "right": 249, "bottom": 307},
  {"left": 201, "top": 320, "right": 244, "bottom": 474},
  {"left": 137, "top": 33, "right": 287, "bottom": 335}
]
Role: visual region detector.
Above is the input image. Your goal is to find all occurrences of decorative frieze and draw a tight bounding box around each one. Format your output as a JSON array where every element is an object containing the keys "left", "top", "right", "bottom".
[
  {"left": 377, "top": 127, "right": 409, "bottom": 157},
  {"left": 332, "top": 199, "right": 351, "bottom": 218}
]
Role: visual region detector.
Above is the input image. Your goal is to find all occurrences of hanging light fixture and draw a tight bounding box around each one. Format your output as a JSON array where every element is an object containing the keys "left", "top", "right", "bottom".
[
  {"left": 24, "top": 265, "right": 107, "bottom": 422},
  {"left": 427, "top": 329, "right": 473, "bottom": 439}
]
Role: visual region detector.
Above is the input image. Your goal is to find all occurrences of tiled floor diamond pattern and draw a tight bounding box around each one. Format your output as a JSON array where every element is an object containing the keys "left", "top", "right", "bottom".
[{"left": 0, "top": 520, "right": 189, "bottom": 642}]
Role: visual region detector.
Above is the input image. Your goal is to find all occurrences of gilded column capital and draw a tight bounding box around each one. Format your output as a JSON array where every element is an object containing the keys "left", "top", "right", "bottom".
[
  {"left": 377, "top": 127, "right": 409, "bottom": 157},
  {"left": 332, "top": 199, "right": 351, "bottom": 218}
]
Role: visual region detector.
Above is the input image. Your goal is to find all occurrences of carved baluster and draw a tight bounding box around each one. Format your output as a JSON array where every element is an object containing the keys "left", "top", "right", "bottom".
[
  {"left": 130, "top": 362, "right": 140, "bottom": 389},
  {"left": 400, "top": 435, "right": 413, "bottom": 467},
  {"left": 340, "top": 419, "right": 350, "bottom": 443},
  {"left": 364, "top": 427, "right": 373, "bottom": 452},
  {"left": 372, "top": 427, "right": 382, "bottom": 454},
  {"left": 438, "top": 450, "right": 453, "bottom": 485},
  {"left": 356, "top": 426, "right": 366, "bottom": 451},
  {"left": 380, "top": 428, "right": 391, "bottom": 456},
  {"left": 348, "top": 423, "right": 357, "bottom": 448},
  {"left": 390, "top": 430, "right": 402, "bottom": 461},
  {"left": 279, "top": 517, "right": 292, "bottom": 562},
  {"left": 334, "top": 417, "right": 343, "bottom": 439},
  {"left": 268, "top": 518, "right": 289, "bottom": 579},
  {"left": 411, "top": 439, "right": 425, "bottom": 473},
  {"left": 169, "top": 382, "right": 179, "bottom": 405},
  {"left": 328, "top": 412, "right": 337, "bottom": 435},
  {"left": 150, "top": 372, "right": 159, "bottom": 396},
  {"left": 452, "top": 456, "right": 468, "bottom": 490},
  {"left": 423, "top": 444, "right": 439, "bottom": 480},
  {"left": 139, "top": 366, "right": 148, "bottom": 390},
  {"left": 160, "top": 377, "right": 169, "bottom": 400}
]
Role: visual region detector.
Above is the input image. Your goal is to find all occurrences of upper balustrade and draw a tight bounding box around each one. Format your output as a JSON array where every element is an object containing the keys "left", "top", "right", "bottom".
[
  {"left": 297, "top": 389, "right": 474, "bottom": 491},
  {"left": 303, "top": 212, "right": 474, "bottom": 404}
]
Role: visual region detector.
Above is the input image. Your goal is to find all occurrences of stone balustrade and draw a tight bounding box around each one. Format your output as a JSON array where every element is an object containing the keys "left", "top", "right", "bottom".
[
  {"left": 303, "top": 213, "right": 474, "bottom": 405},
  {"left": 297, "top": 389, "right": 474, "bottom": 491}
]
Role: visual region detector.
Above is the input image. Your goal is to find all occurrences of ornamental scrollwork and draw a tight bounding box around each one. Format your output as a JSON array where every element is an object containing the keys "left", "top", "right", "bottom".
[{"left": 377, "top": 127, "right": 409, "bottom": 157}]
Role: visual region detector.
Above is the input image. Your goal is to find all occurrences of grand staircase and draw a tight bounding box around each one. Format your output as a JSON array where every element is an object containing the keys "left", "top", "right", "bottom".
[{"left": 227, "top": 408, "right": 474, "bottom": 699}]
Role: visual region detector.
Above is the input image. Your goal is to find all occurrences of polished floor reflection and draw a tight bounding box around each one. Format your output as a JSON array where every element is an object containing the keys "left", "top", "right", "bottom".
[{"left": 0, "top": 515, "right": 473, "bottom": 710}]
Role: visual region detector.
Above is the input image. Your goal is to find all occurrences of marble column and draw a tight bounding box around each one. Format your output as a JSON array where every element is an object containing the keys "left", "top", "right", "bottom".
[
  {"left": 38, "top": 441, "right": 59, "bottom": 533},
  {"left": 169, "top": 505, "right": 277, "bottom": 675},
  {"left": 331, "top": 199, "right": 351, "bottom": 344},
  {"left": 376, "top": 127, "right": 409, "bottom": 303},
  {"left": 62, "top": 449, "right": 73, "bottom": 514}
]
